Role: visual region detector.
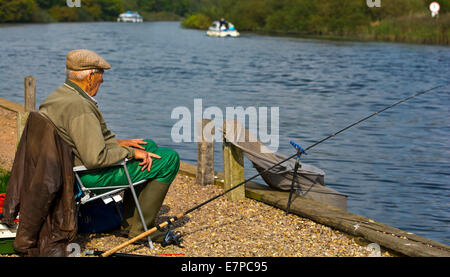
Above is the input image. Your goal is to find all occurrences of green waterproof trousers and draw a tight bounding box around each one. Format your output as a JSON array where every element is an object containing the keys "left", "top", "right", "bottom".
[
  {"left": 79, "top": 139, "right": 180, "bottom": 238},
  {"left": 79, "top": 139, "right": 180, "bottom": 187}
]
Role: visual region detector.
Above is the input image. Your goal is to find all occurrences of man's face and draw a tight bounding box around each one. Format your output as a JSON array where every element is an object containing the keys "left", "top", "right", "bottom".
[{"left": 88, "top": 69, "right": 104, "bottom": 97}]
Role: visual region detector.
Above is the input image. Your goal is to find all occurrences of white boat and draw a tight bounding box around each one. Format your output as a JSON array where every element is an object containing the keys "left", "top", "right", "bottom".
[
  {"left": 206, "top": 21, "right": 240, "bottom": 37},
  {"left": 117, "top": 11, "right": 143, "bottom": 23}
]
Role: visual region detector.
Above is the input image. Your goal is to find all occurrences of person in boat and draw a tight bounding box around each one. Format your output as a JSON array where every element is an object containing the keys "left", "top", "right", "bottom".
[
  {"left": 219, "top": 18, "right": 228, "bottom": 30},
  {"left": 39, "top": 49, "right": 180, "bottom": 244}
]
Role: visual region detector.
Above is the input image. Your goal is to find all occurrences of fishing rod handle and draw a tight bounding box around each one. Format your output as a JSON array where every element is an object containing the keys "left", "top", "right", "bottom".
[{"left": 101, "top": 212, "right": 185, "bottom": 257}]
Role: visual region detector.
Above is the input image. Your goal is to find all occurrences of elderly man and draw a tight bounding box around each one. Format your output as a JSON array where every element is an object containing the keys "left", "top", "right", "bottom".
[{"left": 39, "top": 49, "right": 180, "bottom": 243}]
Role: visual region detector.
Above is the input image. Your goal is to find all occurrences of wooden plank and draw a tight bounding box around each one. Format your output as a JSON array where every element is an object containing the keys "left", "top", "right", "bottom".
[
  {"left": 0, "top": 98, "right": 25, "bottom": 113},
  {"left": 196, "top": 119, "right": 215, "bottom": 186},
  {"left": 222, "top": 120, "right": 245, "bottom": 201},
  {"left": 179, "top": 161, "right": 197, "bottom": 178}
]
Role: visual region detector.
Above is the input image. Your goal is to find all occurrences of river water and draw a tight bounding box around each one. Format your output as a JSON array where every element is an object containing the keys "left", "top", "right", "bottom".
[{"left": 0, "top": 22, "right": 449, "bottom": 245}]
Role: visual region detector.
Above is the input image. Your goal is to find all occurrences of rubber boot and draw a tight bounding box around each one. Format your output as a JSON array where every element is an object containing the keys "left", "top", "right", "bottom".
[{"left": 121, "top": 179, "right": 171, "bottom": 242}]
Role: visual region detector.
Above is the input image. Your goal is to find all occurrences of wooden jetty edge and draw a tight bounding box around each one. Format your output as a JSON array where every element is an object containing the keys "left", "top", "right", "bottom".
[{"left": 179, "top": 161, "right": 450, "bottom": 257}]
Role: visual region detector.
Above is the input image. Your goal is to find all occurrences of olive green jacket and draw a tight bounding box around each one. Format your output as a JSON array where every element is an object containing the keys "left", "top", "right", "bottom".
[{"left": 39, "top": 79, "right": 135, "bottom": 168}]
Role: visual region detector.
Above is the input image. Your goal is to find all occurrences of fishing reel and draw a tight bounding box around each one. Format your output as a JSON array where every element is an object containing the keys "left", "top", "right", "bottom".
[{"left": 162, "top": 230, "right": 184, "bottom": 248}]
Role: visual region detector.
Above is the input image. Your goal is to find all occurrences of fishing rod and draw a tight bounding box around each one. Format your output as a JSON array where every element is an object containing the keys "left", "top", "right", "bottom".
[{"left": 101, "top": 83, "right": 447, "bottom": 257}]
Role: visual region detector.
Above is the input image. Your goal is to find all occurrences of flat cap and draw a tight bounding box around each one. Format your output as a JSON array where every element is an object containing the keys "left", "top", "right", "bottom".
[{"left": 66, "top": 49, "right": 111, "bottom": 71}]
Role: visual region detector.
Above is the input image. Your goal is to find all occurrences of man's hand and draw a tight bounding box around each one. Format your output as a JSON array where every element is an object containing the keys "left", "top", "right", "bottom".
[
  {"left": 134, "top": 149, "right": 161, "bottom": 172},
  {"left": 117, "top": 138, "right": 148, "bottom": 150}
]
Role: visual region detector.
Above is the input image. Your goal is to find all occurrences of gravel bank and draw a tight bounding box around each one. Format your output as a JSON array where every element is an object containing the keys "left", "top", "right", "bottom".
[
  {"left": 2, "top": 173, "right": 392, "bottom": 257},
  {"left": 73, "top": 174, "right": 392, "bottom": 257}
]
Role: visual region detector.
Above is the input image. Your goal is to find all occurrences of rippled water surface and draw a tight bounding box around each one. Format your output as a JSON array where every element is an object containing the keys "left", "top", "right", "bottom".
[{"left": 0, "top": 22, "right": 449, "bottom": 245}]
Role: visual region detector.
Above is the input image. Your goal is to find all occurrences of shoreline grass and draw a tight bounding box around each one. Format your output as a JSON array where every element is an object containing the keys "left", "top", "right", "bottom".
[{"left": 0, "top": 168, "right": 10, "bottom": 194}]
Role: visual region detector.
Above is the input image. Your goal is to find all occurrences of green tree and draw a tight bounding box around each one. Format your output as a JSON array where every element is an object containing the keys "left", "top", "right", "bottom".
[
  {"left": 98, "top": 0, "right": 124, "bottom": 20},
  {"left": 35, "top": 0, "right": 61, "bottom": 9},
  {"left": 0, "top": 0, "right": 36, "bottom": 22},
  {"left": 265, "top": 0, "right": 318, "bottom": 33},
  {"left": 229, "top": 0, "right": 268, "bottom": 30},
  {"left": 167, "top": 0, "right": 189, "bottom": 16},
  {"left": 137, "top": 0, "right": 157, "bottom": 12},
  {"left": 48, "top": 5, "right": 78, "bottom": 21},
  {"left": 182, "top": 13, "right": 211, "bottom": 28},
  {"left": 81, "top": 0, "right": 102, "bottom": 20}
]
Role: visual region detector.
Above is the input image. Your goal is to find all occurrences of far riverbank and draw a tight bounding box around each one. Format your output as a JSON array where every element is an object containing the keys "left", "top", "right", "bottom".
[{"left": 182, "top": 13, "right": 450, "bottom": 46}]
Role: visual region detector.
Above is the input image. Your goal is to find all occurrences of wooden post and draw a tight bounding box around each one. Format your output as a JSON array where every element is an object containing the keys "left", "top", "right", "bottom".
[
  {"left": 24, "top": 76, "right": 36, "bottom": 112},
  {"left": 222, "top": 120, "right": 245, "bottom": 201},
  {"left": 17, "top": 76, "right": 36, "bottom": 145},
  {"left": 196, "top": 119, "right": 215, "bottom": 186}
]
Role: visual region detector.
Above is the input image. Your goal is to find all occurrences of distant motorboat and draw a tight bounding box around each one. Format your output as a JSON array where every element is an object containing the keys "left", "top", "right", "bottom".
[
  {"left": 117, "top": 11, "right": 143, "bottom": 23},
  {"left": 206, "top": 21, "right": 240, "bottom": 37}
]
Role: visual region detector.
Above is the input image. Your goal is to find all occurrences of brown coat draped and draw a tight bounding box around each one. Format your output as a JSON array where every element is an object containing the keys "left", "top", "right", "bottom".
[{"left": 2, "top": 112, "right": 77, "bottom": 257}]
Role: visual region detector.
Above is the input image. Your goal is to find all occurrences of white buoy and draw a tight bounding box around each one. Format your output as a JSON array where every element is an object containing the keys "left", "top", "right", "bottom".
[{"left": 429, "top": 1, "right": 440, "bottom": 18}]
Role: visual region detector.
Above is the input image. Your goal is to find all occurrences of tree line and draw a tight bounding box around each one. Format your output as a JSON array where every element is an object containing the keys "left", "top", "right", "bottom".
[
  {"left": 0, "top": 0, "right": 448, "bottom": 44},
  {"left": 2, "top": 0, "right": 448, "bottom": 23},
  {"left": 184, "top": 0, "right": 448, "bottom": 34},
  {"left": 0, "top": 0, "right": 191, "bottom": 22}
]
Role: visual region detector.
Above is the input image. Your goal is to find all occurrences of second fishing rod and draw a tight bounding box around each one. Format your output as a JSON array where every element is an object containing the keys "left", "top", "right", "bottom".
[{"left": 101, "top": 83, "right": 447, "bottom": 257}]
